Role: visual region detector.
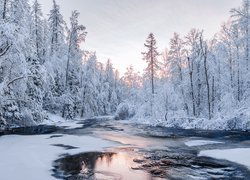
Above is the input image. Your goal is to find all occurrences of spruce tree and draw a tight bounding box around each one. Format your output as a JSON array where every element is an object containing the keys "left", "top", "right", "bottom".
[{"left": 142, "top": 33, "right": 160, "bottom": 94}]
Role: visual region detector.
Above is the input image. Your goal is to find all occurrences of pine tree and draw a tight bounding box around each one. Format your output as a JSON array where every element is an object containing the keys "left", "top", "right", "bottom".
[
  {"left": 142, "top": 33, "right": 160, "bottom": 94},
  {"left": 61, "top": 10, "right": 86, "bottom": 119},
  {"left": 48, "top": 0, "right": 65, "bottom": 54},
  {"left": 80, "top": 53, "right": 99, "bottom": 117},
  {"left": 0, "top": 0, "right": 32, "bottom": 126},
  {"left": 65, "top": 10, "right": 86, "bottom": 87},
  {"left": 105, "top": 59, "right": 118, "bottom": 113},
  {"left": 26, "top": 57, "right": 46, "bottom": 123},
  {"left": 1, "top": 0, "right": 10, "bottom": 20},
  {"left": 31, "top": 0, "right": 44, "bottom": 63}
]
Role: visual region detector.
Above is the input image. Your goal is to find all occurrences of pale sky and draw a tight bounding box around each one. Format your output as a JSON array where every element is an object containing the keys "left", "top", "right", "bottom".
[{"left": 38, "top": 0, "right": 241, "bottom": 74}]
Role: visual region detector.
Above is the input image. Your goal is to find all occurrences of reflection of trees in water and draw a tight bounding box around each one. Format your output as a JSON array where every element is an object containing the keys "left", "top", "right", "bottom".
[
  {"left": 54, "top": 152, "right": 116, "bottom": 177},
  {"left": 98, "top": 152, "right": 115, "bottom": 167}
]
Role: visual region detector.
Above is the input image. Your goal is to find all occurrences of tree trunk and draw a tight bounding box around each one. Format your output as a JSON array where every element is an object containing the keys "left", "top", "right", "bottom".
[
  {"left": 229, "top": 47, "right": 233, "bottom": 88},
  {"left": 203, "top": 48, "right": 211, "bottom": 119},
  {"left": 35, "top": 11, "right": 40, "bottom": 60},
  {"left": 247, "top": 17, "right": 249, "bottom": 72},
  {"left": 200, "top": 38, "right": 211, "bottom": 119},
  {"left": 151, "top": 48, "right": 154, "bottom": 94},
  {"left": 66, "top": 33, "right": 72, "bottom": 86},
  {"left": 3, "top": 0, "right": 7, "bottom": 20},
  {"left": 237, "top": 45, "right": 241, "bottom": 102},
  {"left": 197, "top": 63, "right": 201, "bottom": 117},
  {"left": 188, "top": 57, "right": 196, "bottom": 116},
  {"left": 211, "top": 76, "right": 215, "bottom": 115},
  {"left": 80, "top": 85, "right": 86, "bottom": 118}
]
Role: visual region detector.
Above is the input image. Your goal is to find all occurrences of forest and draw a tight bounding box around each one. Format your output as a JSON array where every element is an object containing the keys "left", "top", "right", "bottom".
[{"left": 1, "top": 0, "right": 250, "bottom": 131}]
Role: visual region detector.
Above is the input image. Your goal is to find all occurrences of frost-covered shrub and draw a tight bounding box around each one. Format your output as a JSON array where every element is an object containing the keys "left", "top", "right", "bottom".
[
  {"left": 115, "top": 103, "right": 135, "bottom": 120},
  {"left": 0, "top": 110, "right": 7, "bottom": 130},
  {"left": 61, "top": 94, "right": 76, "bottom": 120},
  {"left": 1, "top": 100, "right": 21, "bottom": 126},
  {"left": 115, "top": 103, "right": 129, "bottom": 120},
  {"left": 62, "top": 103, "right": 75, "bottom": 120},
  {"left": 226, "top": 116, "right": 250, "bottom": 131},
  {"left": 30, "top": 108, "right": 47, "bottom": 123},
  {"left": 226, "top": 117, "right": 238, "bottom": 130},
  {"left": 20, "top": 109, "right": 36, "bottom": 127}
]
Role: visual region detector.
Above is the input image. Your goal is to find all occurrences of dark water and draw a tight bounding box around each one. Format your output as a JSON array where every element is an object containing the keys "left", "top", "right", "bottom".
[
  {"left": 53, "top": 151, "right": 156, "bottom": 180},
  {"left": 1, "top": 118, "right": 250, "bottom": 179},
  {"left": 0, "top": 125, "right": 61, "bottom": 136}
]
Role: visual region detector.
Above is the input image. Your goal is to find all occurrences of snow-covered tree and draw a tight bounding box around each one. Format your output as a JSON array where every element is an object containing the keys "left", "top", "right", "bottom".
[
  {"left": 1, "top": 0, "right": 10, "bottom": 20},
  {"left": 167, "top": 33, "right": 190, "bottom": 115},
  {"left": 122, "top": 65, "right": 141, "bottom": 88},
  {"left": 48, "top": 0, "right": 65, "bottom": 55},
  {"left": 31, "top": 0, "right": 45, "bottom": 63},
  {"left": 60, "top": 10, "right": 86, "bottom": 119},
  {"left": 142, "top": 33, "right": 160, "bottom": 94},
  {"left": 65, "top": 10, "right": 86, "bottom": 88},
  {"left": 79, "top": 53, "right": 99, "bottom": 117},
  {"left": 0, "top": 0, "right": 32, "bottom": 126}
]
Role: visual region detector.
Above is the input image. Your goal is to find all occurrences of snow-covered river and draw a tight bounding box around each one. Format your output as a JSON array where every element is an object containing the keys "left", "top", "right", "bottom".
[{"left": 0, "top": 117, "right": 250, "bottom": 179}]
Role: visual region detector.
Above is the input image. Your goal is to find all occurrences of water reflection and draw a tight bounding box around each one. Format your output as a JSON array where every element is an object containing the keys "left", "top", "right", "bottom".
[
  {"left": 98, "top": 131, "right": 180, "bottom": 149},
  {"left": 54, "top": 151, "right": 155, "bottom": 179},
  {"left": 93, "top": 152, "right": 152, "bottom": 180}
]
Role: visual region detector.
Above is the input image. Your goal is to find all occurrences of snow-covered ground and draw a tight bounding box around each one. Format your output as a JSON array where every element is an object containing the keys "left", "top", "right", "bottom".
[
  {"left": 91, "top": 115, "right": 115, "bottom": 120},
  {"left": 132, "top": 107, "right": 250, "bottom": 131},
  {"left": 0, "top": 114, "right": 119, "bottom": 180},
  {"left": 41, "top": 113, "right": 84, "bottom": 129},
  {"left": 185, "top": 140, "right": 223, "bottom": 147},
  {"left": 0, "top": 133, "right": 117, "bottom": 180},
  {"left": 42, "top": 114, "right": 115, "bottom": 129},
  {"left": 199, "top": 148, "right": 250, "bottom": 170}
]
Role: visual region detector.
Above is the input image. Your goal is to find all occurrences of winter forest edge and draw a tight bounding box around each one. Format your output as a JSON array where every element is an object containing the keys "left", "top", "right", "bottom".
[{"left": 1, "top": 0, "right": 250, "bottom": 131}]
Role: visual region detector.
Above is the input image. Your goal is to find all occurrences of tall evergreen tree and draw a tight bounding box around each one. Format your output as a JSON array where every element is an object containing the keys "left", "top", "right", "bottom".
[
  {"left": 65, "top": 10, "right": 86, "bottom": 87},
  {"left": 48, "top": 0, "right": 65, "bottom": 54},
  {"left": 31, "top": 0, "right": 44, "bottom": 63},
  {"left": 142, "top": 33, "right": 160, "bottom": 94}
]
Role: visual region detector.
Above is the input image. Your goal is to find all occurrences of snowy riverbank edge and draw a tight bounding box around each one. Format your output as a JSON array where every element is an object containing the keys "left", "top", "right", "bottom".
[
  {"left": 131, "top": 108, "right": 250, "bottom": 131},
  {"left": 41, "top": 113, "right": 115, "bottom": 129},
  {"left": 1, "top": 110, "right": 249, "bottom": 132},
  {"left": 199, "top": 148, "right": 250, "bottom": 170},
  {"left": 44, "top": 112, "right": 250, "bottom": 132},
  {"left": 132, "top": 117, "right": 250, "bottom": 131},
  {"left": 41, "top": 111, "right": 250, "bottom": 132}
]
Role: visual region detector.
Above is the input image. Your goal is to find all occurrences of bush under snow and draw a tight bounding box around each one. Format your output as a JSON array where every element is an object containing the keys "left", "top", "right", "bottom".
[
  {"left": 115, "top": 103, "right": 135, "bottom": 120},
  {"left": 131, "top": 107, "right": 250, "bottom": 131}
]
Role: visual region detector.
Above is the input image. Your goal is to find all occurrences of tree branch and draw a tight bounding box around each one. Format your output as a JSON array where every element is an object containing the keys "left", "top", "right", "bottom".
[
  {"left": 0, "top": 42, "right": 11, "bottom": 57},
  {"left": 7, "top": 75, "right": 39, "bottom": 88}
]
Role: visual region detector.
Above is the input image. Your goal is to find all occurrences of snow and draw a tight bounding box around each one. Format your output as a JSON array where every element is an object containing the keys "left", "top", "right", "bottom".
[
  {"left": 56, "top": 121, "right": 84, "bottom": 129},
  {"left": 0, "top": 82, "right": 3, "bottom": 95},
  {"left": 185, "top": 140, "right": 223, "bottom": 147},
  {"left": 132, "top": 107, "right": 250, "bottom": 131},
  {"left": 199, "top": 148, "right": 250, "bottom": 170},
  {"left": 45, "top": 113, "right": 65, "bottom": 124},
  {"left": 92, "top": 115, "right": 115, "bottom": 120},
  {"left": 0, "top": 134, "right": 118, "bottom": 180},
  {"left": 42, "top": 113, "right": 84, "bottom": 129}
]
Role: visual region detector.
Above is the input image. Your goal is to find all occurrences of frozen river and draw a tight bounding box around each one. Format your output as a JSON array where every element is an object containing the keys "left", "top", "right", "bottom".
[{"left": 1, "top": 117, "right": 250, "bottom": 179}]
